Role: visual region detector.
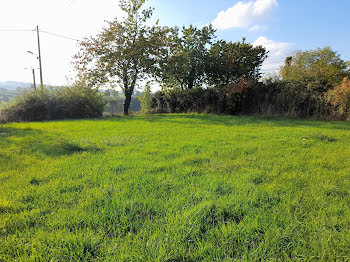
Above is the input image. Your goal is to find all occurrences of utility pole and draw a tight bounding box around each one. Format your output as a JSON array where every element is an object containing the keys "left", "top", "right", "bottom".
[
  {"left": 32, "top": 68, "right": 36, "bottom": 89},
  {"left": 36, "top": 25, "right": 43, "bottom": 89}
]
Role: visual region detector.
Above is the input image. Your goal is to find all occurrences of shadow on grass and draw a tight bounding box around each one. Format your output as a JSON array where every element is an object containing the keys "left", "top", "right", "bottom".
[
  {"left": 0, "top": 126, "right": 44, "bottom": 152},
  {"left": 0, "top": 126, "right": 102, "bottom": 157},
  {"left": 95, "top": 114, "right": 350, "bottom": 131},
  {"left": 26, "top": 139, "right": 103, "bottom": 157}
]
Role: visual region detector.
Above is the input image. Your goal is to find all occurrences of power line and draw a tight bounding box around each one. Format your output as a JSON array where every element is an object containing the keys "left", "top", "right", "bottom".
[
  {"left": 0, "top": 29, "right": 34, "bottom": 32},
  {"left": 0, "top": 28, "right": 82, "bottom": 41},
  {"left": 39, "top": 30, "right": 81, "bottom": 41}
]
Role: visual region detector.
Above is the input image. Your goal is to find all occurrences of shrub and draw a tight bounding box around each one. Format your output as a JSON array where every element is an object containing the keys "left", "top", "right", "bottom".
[
  {"left": 326, "top": 77, "right": 350, "bottom": 119},
  {"left": 149, "top": 79, "right": 335, "bottom": 119},
  {"left": 241, "top": 81, "right": 332, "bottom": 118},
  {"left": 0, "top": 84, "right": 104, "bottom": 122},
  {"left": 222, "top": 79, "right": 253, "bottom": 114},
  {"left": 139, "top": 82, "right": 152, "bottom": 113},
  {"left": 151, "top": 88, "right": 222, "bottom": 114}
]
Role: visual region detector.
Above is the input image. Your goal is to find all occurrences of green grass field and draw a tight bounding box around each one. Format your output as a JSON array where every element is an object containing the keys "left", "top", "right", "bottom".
[{"left": 0, "top": 114, "right": 349, "bottom": 261}]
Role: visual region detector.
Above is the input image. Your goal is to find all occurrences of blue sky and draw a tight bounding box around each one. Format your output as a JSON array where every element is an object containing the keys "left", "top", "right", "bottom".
[
  {"left": 150, "top": 0, "right": 350, "bottom": 73},
  {"left": 151, "top": 0, "right": 350, "bottom": 55},
  {"left": 0, "top": 0, "right": 349, "bottom": 85}
]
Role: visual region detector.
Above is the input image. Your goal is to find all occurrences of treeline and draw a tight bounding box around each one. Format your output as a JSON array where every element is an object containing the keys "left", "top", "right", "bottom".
[
  {"left": 74, "top": 0, "right": 267, "bottom": 115},
  {"left": 149, "top": 47, "right": 350, "bottom": 119},
  {"left": 75, "top": 0, "right": 350, "bottom": 119}
]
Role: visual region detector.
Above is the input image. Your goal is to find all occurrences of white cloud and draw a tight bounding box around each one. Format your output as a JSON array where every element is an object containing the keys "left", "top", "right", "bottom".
[
  {"left": 253, "top": 36, "right": 294, "bottom": 72},
  {"left": 211, "top": 0, "right": 278, "bottom": 30},
  {"left": 248, "top": 24, "right": 268, "bottom": 32}
]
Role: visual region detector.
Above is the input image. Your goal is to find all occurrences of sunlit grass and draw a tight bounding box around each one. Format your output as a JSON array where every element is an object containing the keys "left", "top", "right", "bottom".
[{"left": 0, "top": 114, "right": 349, "bottom": 261}]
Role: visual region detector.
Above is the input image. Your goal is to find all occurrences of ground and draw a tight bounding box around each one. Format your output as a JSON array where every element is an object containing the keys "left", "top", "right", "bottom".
[{"left": 0, "top": 114, "right": 349, "bottom": 261}]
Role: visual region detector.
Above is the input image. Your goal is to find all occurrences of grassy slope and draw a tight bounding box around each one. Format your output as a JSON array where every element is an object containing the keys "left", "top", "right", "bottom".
[
  {"left": 0, "top": 114, "right": 349, "bottom": 261},
  {"left": 0, "top": 89, "right": 18, "bottom": 102}
]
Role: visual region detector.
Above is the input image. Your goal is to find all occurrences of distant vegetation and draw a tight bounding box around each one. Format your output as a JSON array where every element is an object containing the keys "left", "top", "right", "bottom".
[
  {"left": 103, "top": 89, "right": 141, "bottom": 115},
  {"left": 0, "top": 88, "right": 21, "bottom": 104},
  {"left": 0, "top": 81, "right": 30, "bottom": 90}
]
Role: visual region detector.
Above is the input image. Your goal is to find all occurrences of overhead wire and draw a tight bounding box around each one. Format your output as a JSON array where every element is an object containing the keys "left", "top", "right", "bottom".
[
  {"left": 0, "top": 28, "right": 82, "bottom": 41},
  {"left": 39, "top": 30, "right": 82, "bottom": 41},
  {"left": 0, "top": 29, "right": 34, "bottom": 32}
]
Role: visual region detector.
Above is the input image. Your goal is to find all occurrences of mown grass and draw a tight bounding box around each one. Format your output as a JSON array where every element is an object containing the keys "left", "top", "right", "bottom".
[{"left": 0, "top": 114, "right": 349, "bottom": 261}]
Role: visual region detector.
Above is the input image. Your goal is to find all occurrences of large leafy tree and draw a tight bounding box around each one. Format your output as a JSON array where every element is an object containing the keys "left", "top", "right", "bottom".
[
  {"left": 156, "top": 25, "right": 216, "bottom": 90},
  {"left": 206, "top": 38, "right": 268, "bottom": 87},
  {"left": 75, "top": 0, "right": 168, "bottom": 115},
  {"left": 280, "top": 47, "right": 350, "bottom": 91}
]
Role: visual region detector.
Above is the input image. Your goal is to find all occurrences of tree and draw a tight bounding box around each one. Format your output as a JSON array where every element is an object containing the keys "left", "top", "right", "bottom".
[
  {"left": 156, "top": 25, "right": 216, "bottom": 90},
  {"left": 206, "top": 38, "right": 268, "bottom": 87},
  {"left": 280, "top": 47, "right": 350, "bottom": 91},
  {"left": 75, "top": 0, "right": 168, "bottom": 115}
]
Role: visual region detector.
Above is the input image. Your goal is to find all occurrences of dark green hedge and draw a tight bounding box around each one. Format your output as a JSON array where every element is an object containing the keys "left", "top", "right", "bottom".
[{"left": 150, "top": 81, "right": 335, "bottom": 119}]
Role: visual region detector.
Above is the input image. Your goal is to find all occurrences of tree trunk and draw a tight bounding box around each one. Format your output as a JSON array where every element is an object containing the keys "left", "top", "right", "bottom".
[
  {"left": 187, "top": 69, "right": 195, "bottom": 89},
  {"left": 122, "top": 70, "right": 137, "bottom": 115},
  {"left": 187, "top": 81, "right": 194, "bottom": 89},
  {"left": 123, "top": 90, "right": 132, "bottom": 115}
]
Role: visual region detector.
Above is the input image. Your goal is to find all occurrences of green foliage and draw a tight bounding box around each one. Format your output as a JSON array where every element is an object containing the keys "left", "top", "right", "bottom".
[
  {"left": 150, "top": 79, "right": 337, "bottom": 119},
  {"left": 151, "top": 80, "right": 254, "bottom": 115},
  {"left": 73, "top": 0, "right": 349, "bottom": 120},
  {"left": 280, "top": 47, "right": 350, "bottom": 91},
  {"left": 151, "top": 88, "right": 221, "bottom": 113},
  {"left": 326, "top": 77, "right": 350, "bottom": 118},
  {"left": 0, "top": 84, "right": 104, "bottom": 122},
  {"left": 0, "top": 115, "right": 349, "bottom": 260},
  {"left": 138, "top": 82, "right": 152, "bottom": 113},
  {"left": 75, "top": 0, "right": 169, "bottom": 115},
  {"left": 241, "top": 81, "right": 333, "bottom": 118},
  {"left": 156, "top": 25, "right": 216, "bottom": 90},
  {"left": 207, "top": 38, "right": 268, "bottom": 87}
]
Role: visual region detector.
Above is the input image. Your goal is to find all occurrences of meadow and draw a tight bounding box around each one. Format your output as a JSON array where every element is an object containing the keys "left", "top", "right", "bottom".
[{"left": 0, "top": 114, "right": 349, "bottom": 261}]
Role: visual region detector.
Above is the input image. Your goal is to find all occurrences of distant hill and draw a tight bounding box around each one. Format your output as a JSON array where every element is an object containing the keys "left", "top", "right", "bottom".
[{"left": 0, "top": 81, "right": 30, "bottom": 90}]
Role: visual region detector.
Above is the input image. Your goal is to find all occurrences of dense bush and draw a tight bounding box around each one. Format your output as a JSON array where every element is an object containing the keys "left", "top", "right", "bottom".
[
  {"left": 151, "top": 89, "right": 218, "bottom": 113},
  {"left": 0, "top": 84, "right": 104, "bottom": 122},
  {"left": 150, "top": 79, "right": 337, "bottom": 119},
  {"left": 151, "top": 80, "right": 252, "bottom": 115},
  {"left": 326, "top": 77, "right": 350, "bottom": 119},
  {"left": 241, "top": 80, "right": 333, "bottom": 118}
]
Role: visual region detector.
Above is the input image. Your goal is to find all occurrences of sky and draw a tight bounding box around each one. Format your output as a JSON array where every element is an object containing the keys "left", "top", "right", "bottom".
[{"left": 0, "top": 0, "right": 349, "bottom": 86}]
